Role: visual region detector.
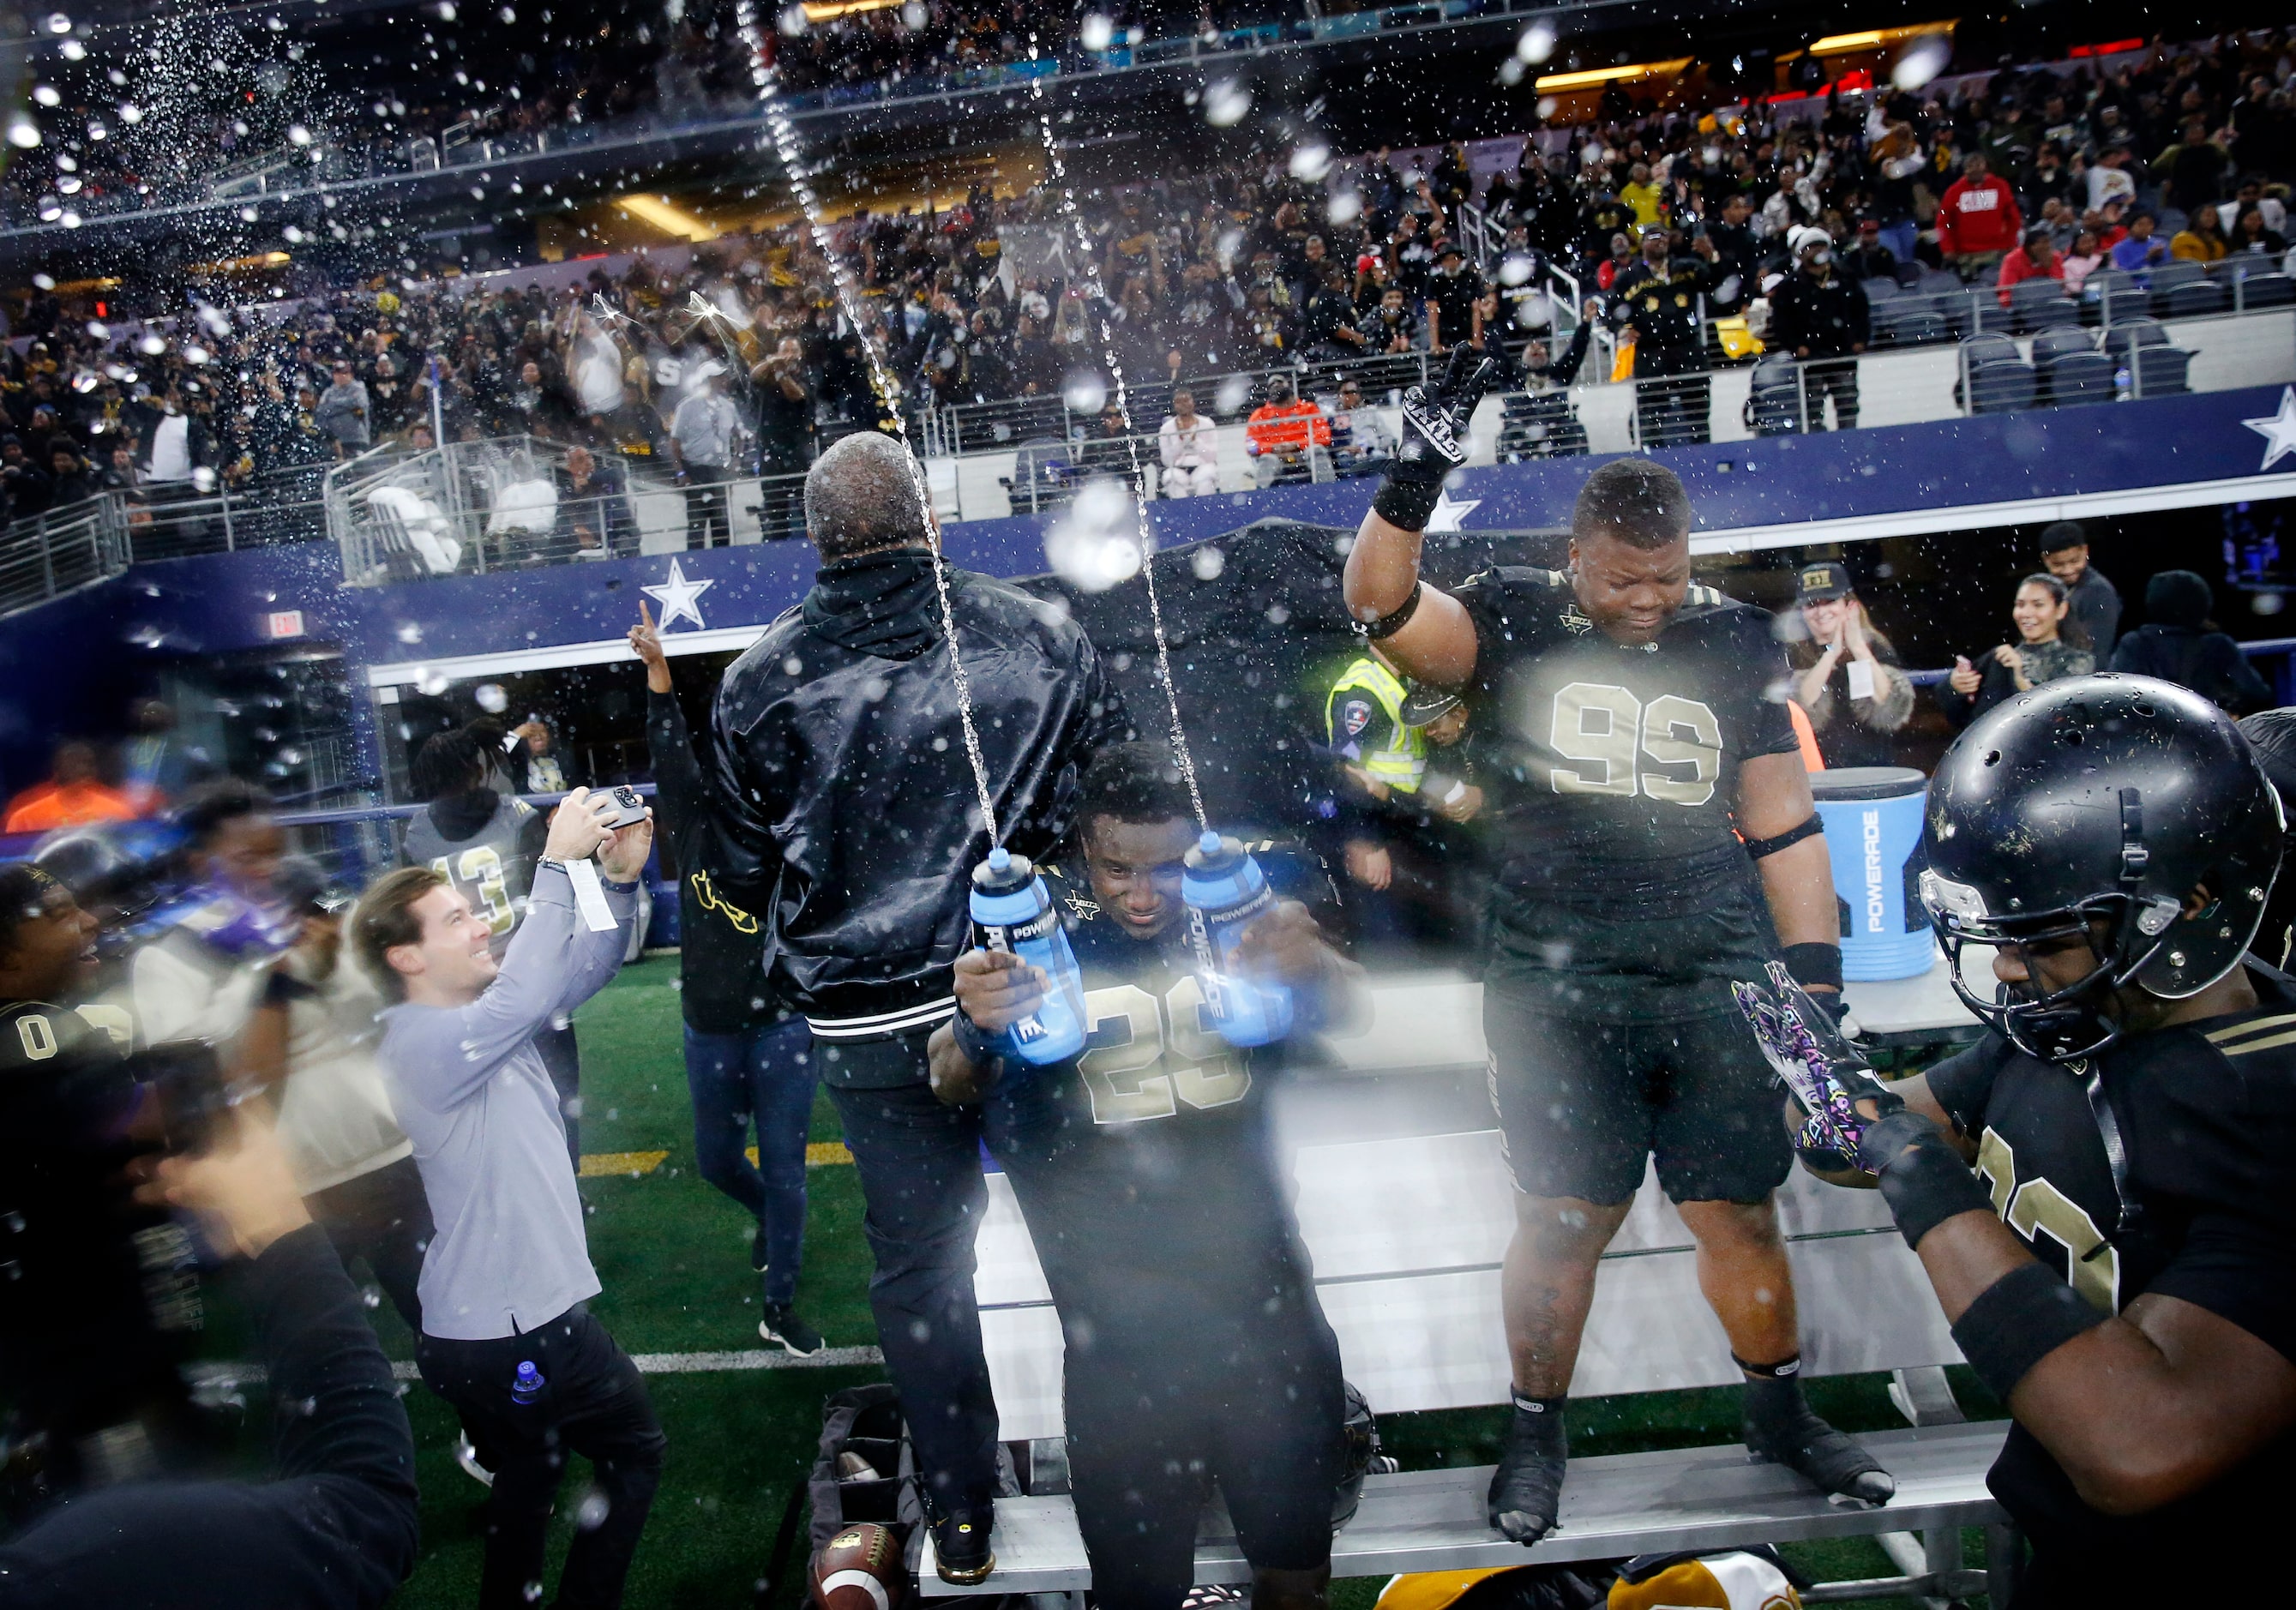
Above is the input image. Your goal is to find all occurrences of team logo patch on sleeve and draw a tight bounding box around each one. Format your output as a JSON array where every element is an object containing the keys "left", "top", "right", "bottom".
[{"left": 1341, "top": 699, "right": 1375, "bottom": 737}]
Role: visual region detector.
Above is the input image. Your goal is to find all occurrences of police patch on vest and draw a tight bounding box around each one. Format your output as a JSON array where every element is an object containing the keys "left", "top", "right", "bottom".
[{"left": 1342, "top": 698, "right": 1375, "bottom": 737}]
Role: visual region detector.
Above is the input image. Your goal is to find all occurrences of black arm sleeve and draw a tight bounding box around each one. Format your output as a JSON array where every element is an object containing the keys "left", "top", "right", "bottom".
[
  {"left": 1542, "top": 318, "right": 1596, "bottom": 385},
  {"left": 645, "top": 688, "right": 706, "bottom": 878},
  {"left": 0, "top": 1223, "right": 419, "bottom": 1610}
]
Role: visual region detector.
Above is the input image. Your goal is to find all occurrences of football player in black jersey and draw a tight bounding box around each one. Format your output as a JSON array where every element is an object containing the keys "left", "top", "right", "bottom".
[
  {"left": 0, "top": 862, "right": 202, "bottom": 1506},
  {"left": 1782, "top": 677, "right": 2296, "bottom": 1607},
  {"left": 1342, "top": 353, "right": 1891, "bottom": 1543},
  {"left": 928, "top": 742, "right": 1359, "bottom": 1610}
]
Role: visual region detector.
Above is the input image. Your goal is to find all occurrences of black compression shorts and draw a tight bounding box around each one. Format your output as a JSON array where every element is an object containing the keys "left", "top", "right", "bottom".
[{"left": 1483, "top": 983, "right": 1793, "bottom": 1205}]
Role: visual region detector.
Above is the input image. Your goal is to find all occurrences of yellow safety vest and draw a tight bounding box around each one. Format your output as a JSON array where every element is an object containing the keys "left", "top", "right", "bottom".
[{"left": 1325, "top": 657, "right": 1427, "bottom": 793}]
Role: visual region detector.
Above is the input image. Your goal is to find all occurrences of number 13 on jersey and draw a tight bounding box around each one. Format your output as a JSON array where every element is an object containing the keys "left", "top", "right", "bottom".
[{"left": 1547, "top": 681, "right": 1722, "bottom": 805}]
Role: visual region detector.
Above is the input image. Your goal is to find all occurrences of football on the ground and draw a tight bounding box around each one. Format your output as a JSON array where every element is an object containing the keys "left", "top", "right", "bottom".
[{"left": 812, "top": 1523, "right": 909, "bottom": 1610}]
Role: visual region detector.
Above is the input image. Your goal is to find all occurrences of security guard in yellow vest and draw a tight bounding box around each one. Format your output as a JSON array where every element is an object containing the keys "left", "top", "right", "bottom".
[
  {"left": 1326, "top": 652, "right": 1427, "bottom": 795},
  {"left": 1325, "top": 657, "right": 1481, "bottom": 896}
]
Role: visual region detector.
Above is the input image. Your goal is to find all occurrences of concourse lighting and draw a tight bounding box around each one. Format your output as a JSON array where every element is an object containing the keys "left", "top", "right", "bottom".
[
  {"left": 1533, "top": 57, "right": 1692, "bottom": 93},
  {"left": 614, "top": 194, "right": 720, "bottom": 241},
  {"left": 800, "top": 0, "right": 904, "bottom": 19},
  {"left": 1802, "top": 21, "right": 1956, "bottom": 56}
]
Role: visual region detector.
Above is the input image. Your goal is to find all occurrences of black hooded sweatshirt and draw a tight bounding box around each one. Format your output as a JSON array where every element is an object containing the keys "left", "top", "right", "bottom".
[{"left": 708, "top": 548, "right": 1128, "bottom": 1073}]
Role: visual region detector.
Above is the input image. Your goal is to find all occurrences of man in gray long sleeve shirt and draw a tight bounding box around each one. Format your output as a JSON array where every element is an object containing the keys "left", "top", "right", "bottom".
[{"left": 358, "top": 786, "right": 665, "bottom": 1610}]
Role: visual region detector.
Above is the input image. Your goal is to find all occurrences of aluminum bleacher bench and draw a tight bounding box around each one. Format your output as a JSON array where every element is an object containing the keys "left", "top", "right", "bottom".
[{"left": 928, "top": 962, "right": 2015, "bottom": 1602}]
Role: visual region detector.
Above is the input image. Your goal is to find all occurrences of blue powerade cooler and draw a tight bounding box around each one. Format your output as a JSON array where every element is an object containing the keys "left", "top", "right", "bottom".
[{"left": 1810, "top": 766, "right": 1933, "bottom": 981}]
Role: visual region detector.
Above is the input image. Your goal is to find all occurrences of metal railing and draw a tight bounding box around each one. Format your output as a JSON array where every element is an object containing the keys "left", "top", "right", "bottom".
[
  {"left": 1866, "top": 255, "right": 2296, "bottom": 350},
  {"left": 0, "top": 466, "right": 348, "bottom": 618},
  {"left": 327, "top": 431, "right": 818, "bottom": 585}
]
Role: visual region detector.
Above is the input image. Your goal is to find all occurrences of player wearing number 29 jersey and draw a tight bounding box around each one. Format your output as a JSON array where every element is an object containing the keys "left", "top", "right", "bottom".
[{"left": 935, "top": 743, "right": 1355, "bottom": 1610}]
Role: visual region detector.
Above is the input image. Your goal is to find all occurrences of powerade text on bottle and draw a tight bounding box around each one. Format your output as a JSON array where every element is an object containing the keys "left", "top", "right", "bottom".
[
  {"left": 1181, "top": 831, "right": 1294, "bottom": 1048},
  {"left": 969, "top": 849, "right": 1087, "bottom": 1065}
]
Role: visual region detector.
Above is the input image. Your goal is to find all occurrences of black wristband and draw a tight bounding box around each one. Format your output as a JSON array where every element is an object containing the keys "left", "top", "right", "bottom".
[
  {"left": 951, "top": 1009, "right": 1004, "bottom": 1074},
  {"left": 1950, "top": 1261, "right": 2108, "bottom": 1402},
  {"left": 1372, "top": 477, "right": 1445, "bottom": 532},
  {"left": 1865, "top": 1110, "right": 1995, "bottom": 1250},
  {"left": 1782, "top": 941, "right": 1844, "bottom": 993}
]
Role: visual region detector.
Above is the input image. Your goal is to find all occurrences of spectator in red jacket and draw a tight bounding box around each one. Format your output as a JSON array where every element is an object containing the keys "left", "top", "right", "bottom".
[
  {"left": 1936, "top": 153, "right": 2025, "bottom": 284},
  {"left": 1995, "top": 225, "right": 2067, "bottom": 305}
]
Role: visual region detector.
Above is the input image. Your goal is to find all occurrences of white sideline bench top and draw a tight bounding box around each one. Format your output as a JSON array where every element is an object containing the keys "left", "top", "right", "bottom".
[
  {"left": 918, "top": 1421, "right": 2011, "bottom": 1594},
  {"left": 1331, "top": 950, "right": 1987, "bottom": 1078},
  {"left": 977, "top": 1128, "right": 1962, "bottom": 1443}
]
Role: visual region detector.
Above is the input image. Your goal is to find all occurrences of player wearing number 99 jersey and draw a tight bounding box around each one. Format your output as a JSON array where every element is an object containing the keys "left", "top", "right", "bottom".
[
  {"left": 1343, "top": 448, "right": 1890, "bottom": 1546},
  {"left": 930, "top": 743, "right": 1361, "bottom": 1610}
]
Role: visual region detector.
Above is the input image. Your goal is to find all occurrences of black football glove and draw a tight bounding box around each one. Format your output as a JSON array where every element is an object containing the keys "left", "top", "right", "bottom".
[
  {"left": 1372, "top": 347, "right": 1496, "bottom": 532},
  {"left": 1389, "top": 345, "right": 1497, "bottom": 488}
]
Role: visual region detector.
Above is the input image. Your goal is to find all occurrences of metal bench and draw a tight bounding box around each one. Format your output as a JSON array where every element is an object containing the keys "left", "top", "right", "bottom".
[{"left": 928, "top": 964, "right": 2012, "bottom": 1601}]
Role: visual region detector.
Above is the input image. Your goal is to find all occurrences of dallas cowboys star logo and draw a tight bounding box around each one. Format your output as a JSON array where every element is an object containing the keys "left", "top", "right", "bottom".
[
  {"left": 2243, "top": 387, "right": 2296, "bottom": 471},
  {"left": 1424, "top": 489, "right": 1482, "bottom": 532},
  {"left": 642, "top": 557, "right": 715, "bottom": 631}
]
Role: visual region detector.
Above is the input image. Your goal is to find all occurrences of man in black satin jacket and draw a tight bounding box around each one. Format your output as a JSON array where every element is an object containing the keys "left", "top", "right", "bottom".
[{"left": 708, "top": 429, "right": 1127, "bottom": 1581}]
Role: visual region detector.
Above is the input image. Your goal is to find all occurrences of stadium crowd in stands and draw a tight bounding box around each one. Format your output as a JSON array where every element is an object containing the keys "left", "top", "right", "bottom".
[{"left": 5, "top": 28, "right": 2296, "bottom": 533}]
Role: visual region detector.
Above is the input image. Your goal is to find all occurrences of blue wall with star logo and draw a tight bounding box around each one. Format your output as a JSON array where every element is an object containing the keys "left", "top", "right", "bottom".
[{"left": 3, "top": 383, "right": 2292, "bottom": 796}]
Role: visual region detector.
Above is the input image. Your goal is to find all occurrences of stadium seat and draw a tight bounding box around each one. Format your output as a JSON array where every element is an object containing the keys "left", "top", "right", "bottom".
[
  {"left": 2165, "top": 279, "right": 2232, "bottom": 316},
  {"left": 366, "top": 485, "right": 462, "bottom": 578},
  {"left": 1885, "top": 304, "right": 1948, "bottom": 346},
  {"left": 1862, "top": 276, "right": 1902, "bottom": 304},
  {"left": 2146, "top": 260, "right": 2208, "bottom": 314},
  {"left": 1744, "top": 355, "right": 1803, "bottom": 436},
  {"left": 2102, "top": 316, "right": 2172, "bottom": 367},
  {"left": 2044, "top": 351, "right": 2116, "bottom": 406},
  {"left": 2031, "top": 327, "right": 2097, "bottom": 366},
  {"left": 1930, "top": 290, "right": 1980, "bottom": 339},
  {"left": 2228, "top": 267, "right": 2296, "bottom": 309},
  {"left": 2131, "top": 345, "right": 2194, "bottom": 397},
  {"left": 2008, "top": 277, "right": 2078, "bottom": 333},
  {"left": 1960, "top": 335, "right": 2035, "bottom": 413}
]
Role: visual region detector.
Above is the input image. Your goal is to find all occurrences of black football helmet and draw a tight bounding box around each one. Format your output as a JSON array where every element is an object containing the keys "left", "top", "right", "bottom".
[{"left": 1920, "top": 676, "right": 2282, "bottom": 1062}]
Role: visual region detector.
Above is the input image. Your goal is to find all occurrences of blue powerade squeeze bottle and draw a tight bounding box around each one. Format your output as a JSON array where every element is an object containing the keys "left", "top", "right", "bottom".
[
  {"left": 968, "top": 848, "right": 1087, "bottom": 1065},
  {"left": 1181, "top": 831, "right": 1294, "bottom": 1048}
]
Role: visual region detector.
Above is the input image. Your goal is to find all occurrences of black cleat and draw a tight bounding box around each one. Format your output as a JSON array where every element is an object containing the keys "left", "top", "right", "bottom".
[
  {"left": 758, "top": 1301, "right": 824, "bottom": 1359},
  {"left": 1488, "top": 1398, "right": 1569, "bottom": 1545},
  {"left": 931, "top": 1506, "right": 996, "bottom": 1585},
  {"left": 1742, "top": 1377, "right": 1896, "bottom": 1507}
]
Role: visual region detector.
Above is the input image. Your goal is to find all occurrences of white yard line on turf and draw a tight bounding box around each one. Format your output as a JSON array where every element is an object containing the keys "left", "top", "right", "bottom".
[{"left": 196, "top": 1345, "right": 885, "bottom": 1390}]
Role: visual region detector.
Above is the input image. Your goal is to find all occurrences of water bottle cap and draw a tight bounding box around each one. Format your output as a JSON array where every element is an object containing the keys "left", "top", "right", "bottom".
[
  {"left": 987, "top": 847, "right": 1012, "bottom": 872},
  {"left": 1198, "top": 830, "right": 1223, "bottom": 856},
  {"left": 515, "top": 1361, "right": 538, "bottom": 1381}
]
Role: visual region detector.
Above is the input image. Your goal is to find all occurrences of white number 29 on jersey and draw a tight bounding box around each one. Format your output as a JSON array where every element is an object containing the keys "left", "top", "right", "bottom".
[
  {"left": 1075, "top": 978, "right": 1252, "bottom": 1126},
  {"left": 1546, "top": 681, "right": 1723, "bottom": 806}
]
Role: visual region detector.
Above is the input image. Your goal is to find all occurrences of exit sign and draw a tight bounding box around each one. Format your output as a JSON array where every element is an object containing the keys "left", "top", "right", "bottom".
[{"left": 266, "top": 610, "right": 305, "bottom": 639}]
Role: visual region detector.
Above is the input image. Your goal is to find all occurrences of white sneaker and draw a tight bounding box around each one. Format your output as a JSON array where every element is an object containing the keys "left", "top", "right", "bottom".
[{"left": 454, "top": 1433, "right": 496, "bottom": 1488}]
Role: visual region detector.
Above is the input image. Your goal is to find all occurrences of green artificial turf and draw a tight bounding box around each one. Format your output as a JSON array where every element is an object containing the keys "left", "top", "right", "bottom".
[{"left": 207, "top": 958, "right": 1998, "bottom": 1607}]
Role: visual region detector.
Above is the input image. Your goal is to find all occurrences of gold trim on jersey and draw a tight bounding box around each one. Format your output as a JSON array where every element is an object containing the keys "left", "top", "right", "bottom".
[{"left": 2205, "top": 1012, "right": 2296, "bottom": 1052}]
